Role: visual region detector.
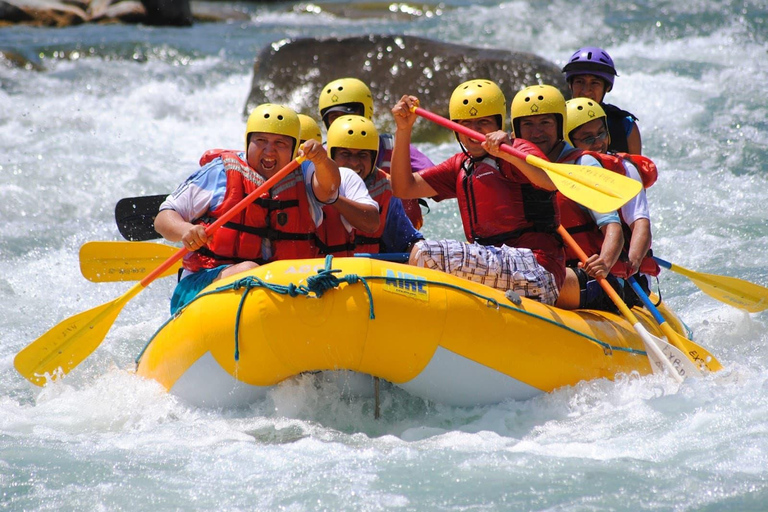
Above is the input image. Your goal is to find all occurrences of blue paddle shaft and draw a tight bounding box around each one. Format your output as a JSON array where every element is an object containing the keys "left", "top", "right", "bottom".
[
  {"left": 628, "top": 276, "right": 667, "bottom": 324},
  {"left": 652, "top": 256, "right": 672, "bottom": 270}
]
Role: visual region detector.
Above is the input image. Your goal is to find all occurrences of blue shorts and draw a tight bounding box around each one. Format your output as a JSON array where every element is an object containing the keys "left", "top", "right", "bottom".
[{"left": 170, "top": 265, "right": 227, "bottom": 314}]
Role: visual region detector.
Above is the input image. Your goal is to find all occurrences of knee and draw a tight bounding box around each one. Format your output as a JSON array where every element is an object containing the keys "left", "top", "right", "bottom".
[
  {"left": 408, "top": 241, "right": 423, "bottom": 266},
  {"left": 217, "top": 261, "right": 260, "bottom": 281}
]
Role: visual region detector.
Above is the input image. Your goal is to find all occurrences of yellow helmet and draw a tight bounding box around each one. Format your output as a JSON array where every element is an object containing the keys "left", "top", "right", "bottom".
[
  {"left": 564, "top": 98, "right": 607, "bottom": 145},
  {"left": 297, "top": 114, "right": 323, "bottom": 144},
  {"left": 318, "top": 78, "right": 374, "bottom": 126},
  {"left": 326, "top": 115, "right": 379, "bottom": 167},
  {"left": 510, "top": 85, "right": 566, "bottom": 140},
  {"left": 245, "top": 104, "right": 301, "bottom": 157},
  {"left": 448, "top": 79, "right": 506, "bottom": 130}
]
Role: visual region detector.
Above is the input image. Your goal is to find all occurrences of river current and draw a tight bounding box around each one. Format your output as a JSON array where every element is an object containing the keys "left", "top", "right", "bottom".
[{"left": 1, "top": 1, "right": 767, "bottom": 510}]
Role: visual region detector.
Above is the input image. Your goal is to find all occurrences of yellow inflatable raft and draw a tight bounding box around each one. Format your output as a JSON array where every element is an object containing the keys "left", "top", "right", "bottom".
[{"left": 136, "top": 256, "right": 693, "bottom": 407}]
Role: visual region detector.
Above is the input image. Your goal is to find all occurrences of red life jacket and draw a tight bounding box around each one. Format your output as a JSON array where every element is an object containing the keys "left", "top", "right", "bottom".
[
  {"left": 613, "top": 152, "right": 658, "bottom": 188},
  {"left": 354, "top": 169, "right": 392, "bottom": 254},
  {"left": 448, "top": 142, "right": 565, "bottom": 288},
  {"left": 315, "top": 206, "right": 356, "bottom": 257},
  {"left": 315, "top": 169, "right": 393, "bottom": 256},
  {"left": 183, "top": 150, "right": 318, "bottom": 272},
  {"left": 558, "top": 149, "right": 660, "bottom": 277},
  {"left": 377, "top": 133, "right": 424, "bottom": 230}
]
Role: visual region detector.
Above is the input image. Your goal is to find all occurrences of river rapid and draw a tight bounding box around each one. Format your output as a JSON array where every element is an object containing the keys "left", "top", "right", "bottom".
[{"left": 1, "top": 1, "right": 767, "bottom": 510}]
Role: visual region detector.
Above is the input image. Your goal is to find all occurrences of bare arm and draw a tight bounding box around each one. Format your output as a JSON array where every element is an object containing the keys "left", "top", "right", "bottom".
[
  {"left": 581, "top": 222, "right": 624, "bottom": 279},
  {"left": 155, "top": 209, "right": 209, "bottom": 251},
  {"left": 483, "top": 131, "right": 556, "bottom": 191},
  {"left": 302, "top": 139, "right": 341, "bottom": 203},
  {"left": 626, "top": 217, "right": 652, "bottom": 275},
  {"left": 626, "top": 124, "right": 642, "bottom": 155},
  {"left": 331, "top": 196, "right": 380, "bottom": 233},
  {"left": 390, "top": 95, "right": 438, "bottom": 199}
]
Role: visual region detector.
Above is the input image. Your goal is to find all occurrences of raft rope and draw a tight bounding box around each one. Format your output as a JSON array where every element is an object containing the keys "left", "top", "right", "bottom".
[
  {"left": 136, "top": 256, "right": 647, "bottom": 367},
  {"left": 228, "top": 255, "right": 374, "bottom": 360}
]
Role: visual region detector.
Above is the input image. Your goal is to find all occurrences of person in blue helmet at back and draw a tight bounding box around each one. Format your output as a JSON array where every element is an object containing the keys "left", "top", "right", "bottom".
[{"left": 562, "top": 46, "right": 642, "bottom": 155}]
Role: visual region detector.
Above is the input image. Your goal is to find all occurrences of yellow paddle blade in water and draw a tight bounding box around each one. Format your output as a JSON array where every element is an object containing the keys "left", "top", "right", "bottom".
[
  {"left": 655, "top": 257, "right": 768, "bottom": 313},
  {"left": 13, "top": 288, "right": 139, "bottom": 386},
  {"left": 663, "top": 324, "right": 723, "bottom": 372},
  {"left": 80, "top": 241, "right": 180, "bottom": 282},
  {"left": 687, "top": 271, "right": 768, "bottom": 313}
]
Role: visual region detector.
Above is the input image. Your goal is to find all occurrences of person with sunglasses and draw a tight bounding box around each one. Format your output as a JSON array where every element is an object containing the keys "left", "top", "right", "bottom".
[
  {"left": 510, "top": 85, "right": 625, "bottom": 311},
  {"left": 562, "top": 46, "right": 642, "bottom": 155},
  {"left": 563, "top": 98, "right": 661, "bottom": 303}
]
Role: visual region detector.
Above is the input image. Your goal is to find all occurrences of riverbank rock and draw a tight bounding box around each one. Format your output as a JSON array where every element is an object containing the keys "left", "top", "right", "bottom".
[{"left": 245, "top": 35, "right": 567, "bottom": 140}]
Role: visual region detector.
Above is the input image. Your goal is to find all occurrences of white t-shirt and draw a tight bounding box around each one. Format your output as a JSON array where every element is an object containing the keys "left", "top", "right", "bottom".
[
  {"left": 619, "top": 159, "right": 651, "bottom": 225},
  {"left": 335, "top": 167, "right": 379, "bottom": 233},
  {"left": 575, "top": 153, "right": 621, "bottom": 228},
  {"left": 159, "top": 153, "right": 343, "bottom": 228}
]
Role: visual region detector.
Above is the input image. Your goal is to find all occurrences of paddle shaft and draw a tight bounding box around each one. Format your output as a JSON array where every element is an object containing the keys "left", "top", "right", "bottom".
[
  {"left": 557, "top": 226, "right": 688, "bottom": 382},
  {"left": 628, "top": 276, "right": 722, "bottom": 372},
  {"left": 15, "top": 157, "right": 304, "bottom": 386},
  {"left": 414, "top": 106, "right": 537, "bottom": 163},
  {"left": 412, "top": 106, "right": 643, "bottom": 215}
]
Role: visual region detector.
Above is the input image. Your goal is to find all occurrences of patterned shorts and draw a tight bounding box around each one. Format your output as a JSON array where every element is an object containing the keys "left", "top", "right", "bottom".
[{"left": 412, "top": 239, "right": 560, "bottom": 305}]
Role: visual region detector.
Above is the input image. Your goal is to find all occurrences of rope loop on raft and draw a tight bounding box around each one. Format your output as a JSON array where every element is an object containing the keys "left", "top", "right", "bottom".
[
  {"left": 136, "top": 255, "right": 648, "bottom": 368},
  {"left": 225, "top": 255, "right": 374, "bottom": 360}
]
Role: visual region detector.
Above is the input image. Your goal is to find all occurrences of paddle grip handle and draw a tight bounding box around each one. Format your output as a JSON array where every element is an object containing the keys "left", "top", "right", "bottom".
[
  {"left": 413, "top": 107, "right": 526, "bottom": 161},
  {"left": 138, "top": 157, "right": 304, "bottom": 287}
]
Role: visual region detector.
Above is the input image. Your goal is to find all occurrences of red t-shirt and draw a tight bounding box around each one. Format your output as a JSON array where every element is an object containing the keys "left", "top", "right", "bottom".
[{"left": 417, "top": 141, "right": 565, "bottom": 288}]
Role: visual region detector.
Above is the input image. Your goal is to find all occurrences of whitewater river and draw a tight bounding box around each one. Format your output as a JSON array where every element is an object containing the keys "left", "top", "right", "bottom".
[{"left": 1, "top": 0, "right": 767, "bottom": 510}]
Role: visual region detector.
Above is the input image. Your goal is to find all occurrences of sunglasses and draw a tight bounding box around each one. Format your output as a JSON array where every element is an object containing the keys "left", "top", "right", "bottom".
[{"left": 574, "top": 130, "right": 609, "bottom": 147}]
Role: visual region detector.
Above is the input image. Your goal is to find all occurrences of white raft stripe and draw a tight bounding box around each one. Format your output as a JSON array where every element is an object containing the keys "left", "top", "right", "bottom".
[
  {"left": 397, "top": 346, "right": 543, "bottom": 406},
  {"left": 171, "top": 352, "right": 271, "bottom": 408},
  {"left": 171, "top": 347, "right": 544, "bottom": 408}
]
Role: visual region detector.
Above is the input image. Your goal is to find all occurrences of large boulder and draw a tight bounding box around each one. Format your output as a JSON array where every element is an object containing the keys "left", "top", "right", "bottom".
[{"left": 245, "top": 34, "right": 567, "bottom": 139}]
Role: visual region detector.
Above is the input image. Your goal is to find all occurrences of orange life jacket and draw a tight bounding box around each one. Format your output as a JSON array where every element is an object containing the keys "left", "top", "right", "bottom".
[
  {"left": 315, "top": 168, "right": 392, "bottom": 256},
  {"left": 183, "top": 150, "right": 317, "bottom": 272},
  {"left": 353, "top": 169, "right": 392, "bottom": 254}
]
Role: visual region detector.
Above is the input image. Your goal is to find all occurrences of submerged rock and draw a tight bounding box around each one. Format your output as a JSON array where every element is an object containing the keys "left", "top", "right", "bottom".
[{"left": 245, "top": 34, "right": 567, "bottom": 139}]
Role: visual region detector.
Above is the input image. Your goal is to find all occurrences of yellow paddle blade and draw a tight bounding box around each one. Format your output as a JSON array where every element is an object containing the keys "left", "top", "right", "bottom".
[
  {"left": 80, "top": 241, "right": 180, "bottom": 282},
  {"left": 654, "top": 257, "right": 768, "bottom": 312},
  {"left": 13, "top": 290, "right": 137, "bottom": 386},
  {"left": 663, "top": 326, "right": 723, "bottom": 373},
  {"left": 527, "top": 155, "right": 643, "bottom": 214},
  {"left": 682, "top": 268, "right": 768, "bottom": 313},
  {"left": 411, "top": 107, "right": 641, "bottom": 214}
]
